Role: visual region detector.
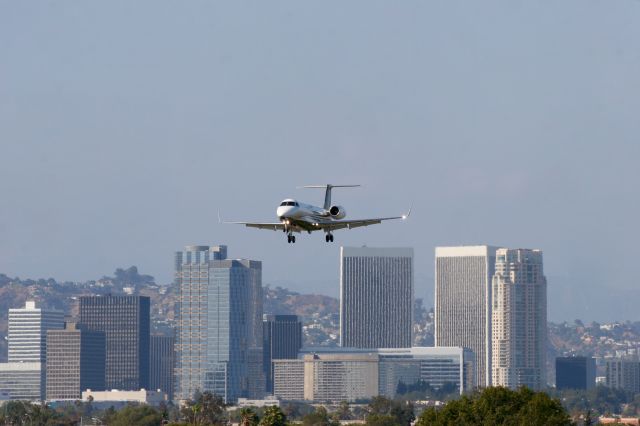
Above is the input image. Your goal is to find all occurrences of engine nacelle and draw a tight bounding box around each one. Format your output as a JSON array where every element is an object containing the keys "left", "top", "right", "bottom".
[{"left": 329, "top": 205, "right": 347, "bottom": 219}]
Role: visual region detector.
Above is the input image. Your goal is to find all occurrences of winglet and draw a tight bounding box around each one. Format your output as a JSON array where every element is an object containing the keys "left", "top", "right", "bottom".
[
  {"left": 402, "top": 204, "right": 413, "bottom": 220},
  {"left": 217, "top": 210, "right": 222, "bottom": 224}
]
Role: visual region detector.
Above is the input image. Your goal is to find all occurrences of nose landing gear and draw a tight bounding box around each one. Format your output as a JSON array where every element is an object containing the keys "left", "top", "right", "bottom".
[
  {"left": 287, "top": 234, "right": 296, "bottom": 244},
  {"left": 325, "top": 233, "right": 334, "bottom": 243}
]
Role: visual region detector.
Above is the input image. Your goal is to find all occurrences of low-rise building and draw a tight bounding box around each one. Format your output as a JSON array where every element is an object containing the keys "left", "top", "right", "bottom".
[
  {"left": 272, "top": 347, "right": 473, "bottom": 402},
  {"left": 82, "top": 389, "right": 167, "bottom": 408},
  {"left": 0, "top": 362, "right": 44, "bottom": 401}
]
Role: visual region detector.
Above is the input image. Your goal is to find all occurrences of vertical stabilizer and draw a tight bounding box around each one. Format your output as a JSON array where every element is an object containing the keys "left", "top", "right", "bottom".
[{"left": 300, "top": 184, "right": 361, "bottom": 210}]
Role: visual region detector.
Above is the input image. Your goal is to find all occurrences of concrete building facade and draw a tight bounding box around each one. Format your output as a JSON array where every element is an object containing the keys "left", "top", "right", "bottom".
[
  {"left": 340, "top": 247, "right": 413, "bottom": 349},
  {"left": 606, "top": 359, "right": 640, "bottom": 393},
  {"left": 272, "top": 347, "right": 472, "bottom": 402},
  {"left": 8, "top": 301, "right": 64, "bottom": 363},
  {"left": 435, "top": 245, "right": 498, "bottom": 387},
  {"left": 0, "top": 362, "right": 44, "bottom": 401},
  {"left": 491, "top": 248, "right": 547, "bottom": 390},
  {"left": 45, "top": 323, "right": 106, "bottom": 401}
]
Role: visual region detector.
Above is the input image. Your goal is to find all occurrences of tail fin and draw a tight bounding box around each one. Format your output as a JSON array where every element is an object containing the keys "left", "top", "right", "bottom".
[{"left": 300, "top": 184, "right": 360, "bottom": 210}]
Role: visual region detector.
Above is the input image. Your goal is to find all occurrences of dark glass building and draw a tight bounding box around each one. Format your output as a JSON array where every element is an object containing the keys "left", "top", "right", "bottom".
[
  {"left": 556, "top": 356, "right": 596, "bottom": 390},
  {"left": 79, "top": 295, "right": 150, "bottom": 390},
  {"left": 263, "top": 314, "right": 302, "bottom": 393},
  {"left": 45, "top": 323, "right": 106, "bottom": 400},
  {"left": 150, "top": 335, "right": 175, "bottom": 401}
]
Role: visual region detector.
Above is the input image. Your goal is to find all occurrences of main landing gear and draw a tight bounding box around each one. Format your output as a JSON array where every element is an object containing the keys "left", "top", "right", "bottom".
[
  {"left": 287, "top": 234, "right": 296, "bottom": 244},
  {"left": 325, "top": 233, "right": 334, "bottom": 243}
]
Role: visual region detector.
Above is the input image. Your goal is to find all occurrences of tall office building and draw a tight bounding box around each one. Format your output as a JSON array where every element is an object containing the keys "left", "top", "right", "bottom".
[
  {"left": 491, "top": 248, "right": 547, "bottom": 390},
  {"left": 263, "top": 314, "right": 303, "bottom": 393},
  {"left": 435, "top": 245, "right": 498, "bottom": 387},
  {"left": 340, "top": 247, "right": 413, "bottom": 349},
  {"left": 175, "top": 245, "right": 264, "bottom": 403},
  {"left": 46, "top": 323, "right": 106, "bottom": 400},
  {"left": 556, "top": 356, "right": 596, "bottom": 390},
  {"left": 79, "top": 295, "right": 150, "bottom": 391},
  {"left": 8, "top": 301, "right": 64, "bottom": 362},
  {"left": 150, "top": 335, "right": 175, "bottom": 401}
]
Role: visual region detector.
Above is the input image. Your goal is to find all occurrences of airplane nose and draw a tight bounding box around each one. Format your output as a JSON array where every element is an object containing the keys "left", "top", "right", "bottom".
[{"left": 276, "top": 206, "right": 291, "bottom": 217}]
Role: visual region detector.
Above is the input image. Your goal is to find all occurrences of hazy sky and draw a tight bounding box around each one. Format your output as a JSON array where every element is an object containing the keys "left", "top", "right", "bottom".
[{"left": 1, "top": 1, "right": 639, "bottom": 322}]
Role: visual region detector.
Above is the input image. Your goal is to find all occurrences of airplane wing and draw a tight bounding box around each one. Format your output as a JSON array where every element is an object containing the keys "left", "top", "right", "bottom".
[
  {"left": 224, "top": 221, "right": 286, "bottom": 231},
  {"left": 317, "top": 215, "right": 407, "bottom": 231}
]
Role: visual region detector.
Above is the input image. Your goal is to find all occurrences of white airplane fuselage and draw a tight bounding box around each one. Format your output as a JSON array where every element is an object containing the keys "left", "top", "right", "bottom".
[{"left": 276, "top": 199, "right": 335, "bottom": 232}]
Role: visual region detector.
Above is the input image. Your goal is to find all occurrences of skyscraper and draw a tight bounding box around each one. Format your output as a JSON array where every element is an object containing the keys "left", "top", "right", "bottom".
[
  {"left": 150, "top": 335, "right": 175, "bottom": 401},
  {"left": 263, "top": 314, "right": 303, "bottom": 393},
  {"left": 340, "top": 246, "right": 413, "bottom": 349},
  {"left": 491, "top": 248, "right": 547, "bottom": 390},
  {"left": 8, "top": 300, "right": 64, "bottom": 363},
  {"left": 435, "top": 245, "right": 498, "bottom": 387},
  {"left": 45, "top": 323, "right": 106, "bottom": 400},
  {"left": 175, "top": 245, "right": 263, "bottom": 403},
  {"left": 79, "top": 295, "right": 150, "bottom": 391}
]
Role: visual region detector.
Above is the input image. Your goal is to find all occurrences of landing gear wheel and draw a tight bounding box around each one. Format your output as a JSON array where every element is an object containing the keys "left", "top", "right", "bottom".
[
  {"left": 291, "top": 236, "right": 296, "bottom": 243},
  {"left": 325, "top": 234, "right": 330, "bottom": 242},
  {"left": 287, "top": 235, "right": 291, "bottom": 243},
  {"left": 329, "top": 234, "right": 334, "bottom": 242}
]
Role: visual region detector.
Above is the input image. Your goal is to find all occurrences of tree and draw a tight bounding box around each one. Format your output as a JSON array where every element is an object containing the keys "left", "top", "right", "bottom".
[
  {"left": 240, "top": 408, "right": 260, "bottom": 426},
  {"left": 259, "top": 406, "right": 287, "bottom": 426},
  {"left": 302, "top": 406, "right": 338, "bottom": 426},
  {"left": 336, "top": 401, "right": 352, "bottom": 420},
  {"left": 366, "top": 414, "right": 400, "bottom": 426},
  {"left": 108, "top": 405, "right": 163, "bottom": 426},
  {"left": 180, "top": 391, "right": 227, "bottom": 426},
  {"left": 367, "top": 396, "right": 414, "bottom": 426},
  {"left": 416, "top": 387, "right": 572, "bottom": 426}
]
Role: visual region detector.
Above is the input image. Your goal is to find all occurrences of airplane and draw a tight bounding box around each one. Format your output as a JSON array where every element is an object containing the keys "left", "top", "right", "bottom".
[{"left": 222, "top": 184, "right": 410, "bottom": 243}]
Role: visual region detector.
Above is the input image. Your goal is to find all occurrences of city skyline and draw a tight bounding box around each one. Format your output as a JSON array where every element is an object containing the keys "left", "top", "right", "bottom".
[{"left": 2, "top": 1, "right": 639, "bottom": 323}]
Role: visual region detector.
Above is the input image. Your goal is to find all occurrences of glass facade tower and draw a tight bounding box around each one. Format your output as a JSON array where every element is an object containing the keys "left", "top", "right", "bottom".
[{"left": 175, "top": 245, "right": 263, "bottom": 403}]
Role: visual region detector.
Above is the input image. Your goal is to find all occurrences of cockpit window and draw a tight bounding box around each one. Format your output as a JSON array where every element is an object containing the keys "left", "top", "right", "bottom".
[
  {"left": 280, "top": 201, "right": 298, "bottom": 206},
  {"left": 280, "top": 202, "right": 287, "bottom": 206}
]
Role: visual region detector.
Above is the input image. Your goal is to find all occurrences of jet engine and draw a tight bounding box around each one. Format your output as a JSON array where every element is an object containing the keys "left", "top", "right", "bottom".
[{"left": 329, "top": 205, "right": 347, "bottom": 219}]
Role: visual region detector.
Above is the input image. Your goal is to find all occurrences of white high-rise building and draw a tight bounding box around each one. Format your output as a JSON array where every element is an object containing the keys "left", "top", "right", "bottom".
[
  {"left": 340, "top": 246, "right": 413, "bottom": 349},
  {"left": 491, "top": 248, "right": 547, "bottom": 390},
  {"left": 8, "top": 301, "right": 64, "bottom": 363},
  {"left": 435, "top": 245, "right": 498, "bottom": 387}
]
